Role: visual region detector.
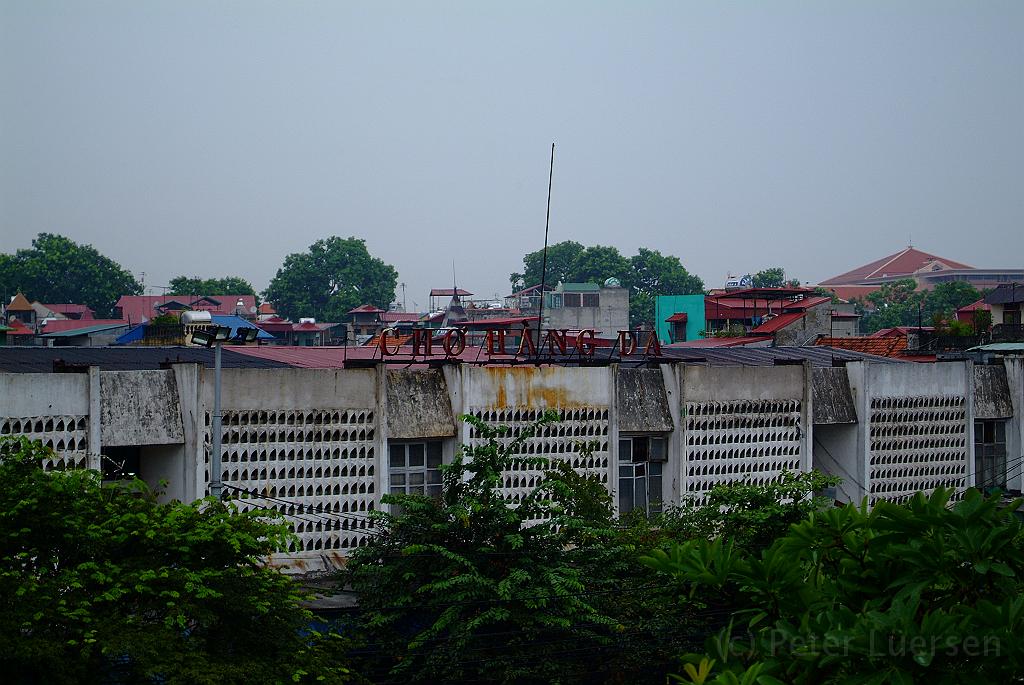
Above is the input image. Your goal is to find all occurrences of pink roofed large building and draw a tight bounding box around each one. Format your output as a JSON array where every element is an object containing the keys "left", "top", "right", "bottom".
[{"left": 818, "top": 246, "right": 1024, "bottom": 294}]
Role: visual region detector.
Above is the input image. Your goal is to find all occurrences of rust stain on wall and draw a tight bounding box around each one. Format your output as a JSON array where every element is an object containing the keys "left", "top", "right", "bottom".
[{"left": 481, "top": 366, "right": 583, "bottom": 410}]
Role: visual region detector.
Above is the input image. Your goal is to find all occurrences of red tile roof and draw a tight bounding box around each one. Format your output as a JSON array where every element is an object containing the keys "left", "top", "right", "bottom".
[
  {"left": 957, "top": 298, "right": 991, "bottom": 313},
  {"left": 820, "top": 248, "right": 973, "bottom": 286},
  {"left": 815, "top": 336, "right": 909, "bottom": 358},
  {"left": 348, "top": 304, "right": 385, "bottom": 315},
  {"left": 665, "top": 313, "right": 688, "bottom": 323},
  {"left": 5, "top": 320, "right": 35, "bottom": 335},
  {"left": 258, "top": 302, "right": 276, "bottom": 315},
  {"left": 869, "top": 326, "right": 933, "bottom": 338}
]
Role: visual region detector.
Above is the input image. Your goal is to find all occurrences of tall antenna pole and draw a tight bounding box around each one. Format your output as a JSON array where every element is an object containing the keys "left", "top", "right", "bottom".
[{"left": 536, "top": 143, "right": 555, "bottom": 354}]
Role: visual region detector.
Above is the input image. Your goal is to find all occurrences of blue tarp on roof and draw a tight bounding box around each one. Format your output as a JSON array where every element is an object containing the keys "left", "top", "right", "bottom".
[
  {"left": 114, "top": 316, "right": 273, "bottom": 345},
  {"left": 115, "top": 324, "right": 146, "bottom": 345}
]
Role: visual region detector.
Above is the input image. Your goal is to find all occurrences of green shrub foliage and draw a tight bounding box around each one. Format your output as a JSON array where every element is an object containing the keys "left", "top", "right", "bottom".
[
  {"left": 643, "top": 489, "right": 1024, "bottom": 684},
  {"left": 0, "top": 437, "right": 354, "bottom": 685}
]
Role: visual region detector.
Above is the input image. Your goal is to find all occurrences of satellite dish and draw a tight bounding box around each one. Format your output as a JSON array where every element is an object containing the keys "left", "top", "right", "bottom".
[{"left": 249, "top": 306, "right": 258, "bottom": 314}]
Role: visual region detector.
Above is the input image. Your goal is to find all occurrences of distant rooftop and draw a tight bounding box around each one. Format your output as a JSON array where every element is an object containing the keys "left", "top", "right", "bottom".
[{"left": 820, "top": 247, "right": 973, "bottom": 286}]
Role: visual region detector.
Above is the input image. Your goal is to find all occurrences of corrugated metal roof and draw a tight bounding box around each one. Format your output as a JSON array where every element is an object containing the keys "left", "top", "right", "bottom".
[
  {"left": 114, "top": 295, "right": 258, "bottom": 323},
  {"left": 751, "top": 311, "right": 805, "bottom": 334},
  {"left": 0, "top": 347, "right": 290, "bottom": 373},
  {"left": 662, "top": 345, "right": 903, "bottom": 367},
  {"left": 457, "top": 316, "right": 539, "bottom": 328},
  {"left": 665, "top": 336, "right": 772, "bottom": 348},
  {"left": 40, "top": 322, "right": 130, "bottom": 338},
  {"left": 559, "top": 282, "right": 601, "bottom": 292},
  {"left": 985, "top": 285, "right": 1024, "bottom": 305},
  {"left": 430, "top": 288, "right": 473, "bottom": 297},
  {"left": 42, "top": 303, "right": 95, "bottom": 318},
  {"left": 380, "top": 311, "right": 424, "bottom": 323},
  {"left": 39, "top": 319, "right": 128, "bottom": 334},
  {"left": 970, "top": 343, "right": 1024, "bottom": 353}
]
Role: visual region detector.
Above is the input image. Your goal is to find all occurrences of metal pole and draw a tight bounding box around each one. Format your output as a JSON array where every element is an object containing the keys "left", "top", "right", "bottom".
[
  {"left": 211, "top": 341, "right": 223, "bottom": 500},
  {"left": 536, "top": 142, "right": 555, "bottom": 356}
]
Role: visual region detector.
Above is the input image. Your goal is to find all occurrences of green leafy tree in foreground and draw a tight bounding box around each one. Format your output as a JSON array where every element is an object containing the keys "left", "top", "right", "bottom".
[
  {"left": 0, "top": 233, "right": 141, "bottom": 317},
  {"left": 643, "top": 488, "right": 1024, "bottom": 684},
  {"left": 346, "top": 412, "right": 705, "bottom": 684},
  {"left": 168, "top": 275, "right": 257, "bottom": 297},
  {"left": 0, "top": 437, "right": 353, "bottom": 685},
  {"left": 264, "top": 236, "right": 397, "bottom": 322},
  {"left": 346, "top": 412, "right": 614, "bottom": 684},
  {"left": 656, "top": 470, "right": 839, "bottom": 554}
]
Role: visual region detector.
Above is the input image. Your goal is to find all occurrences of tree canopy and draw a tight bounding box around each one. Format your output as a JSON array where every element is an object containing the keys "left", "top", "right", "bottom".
[
  {"left": 0, "top": 233, "right": 141, "bottom": 317},
  {"left": 263, "top": 237, "right": 398, "bottom": 322},
  {"left": 856, "top": 279, "right": 983, "bottom": 334},
  {"left": 751, "top": 267, "right": 786, "bottom": 288},
  {"left": 168, "top": 275, "right": 256, "bottom": 297},
  {"left": 630, "top": 248, "right": 705, "bottom": 328},
  {"left": 0, "top": 437, "right": 353, "bottom": 685},
  {"left": 510, "top": 242, "right": 704, "bottom": 327},
  {"left": 345, "top": 412, "right": 706, "bottom": 684}
]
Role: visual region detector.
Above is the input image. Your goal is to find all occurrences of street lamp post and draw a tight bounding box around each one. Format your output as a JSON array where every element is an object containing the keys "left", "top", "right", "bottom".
[{"left": 191, "top": 325, "right": 254, "bottom": 500}]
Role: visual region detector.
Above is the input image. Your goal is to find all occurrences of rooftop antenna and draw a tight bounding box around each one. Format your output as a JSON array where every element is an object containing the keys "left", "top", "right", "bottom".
[{"left": 536, "top": 142, "right": 555, "bottom": 356}]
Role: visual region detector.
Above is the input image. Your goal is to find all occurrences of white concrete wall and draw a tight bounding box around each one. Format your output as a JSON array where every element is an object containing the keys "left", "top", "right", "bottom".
[
  {"left": 1002, "top": 357, "right": 1024, "bottom": 492},
  {"left": 100, "top": 370, "right": 184, "bottom": 447},
  {"left": 679, "top": 365, "right": 811, "bottom": 502},
  {"left": 141, "top": 444, "right": 188, "bottom": 503},
  {"left": 461, "top": 365, "right": 612, "bottom": 409},
  {"left": 860, "top": 361, "right": 973, "bottom": 503},
  {"left": 0, "top": 372, "right": 89, "bottom": 416},
  {"left": 813, "top": 423, "right": 863, "bottom": 502}
]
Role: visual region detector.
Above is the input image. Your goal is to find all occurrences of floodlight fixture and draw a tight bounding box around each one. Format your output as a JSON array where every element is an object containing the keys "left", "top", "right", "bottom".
[
  {"left": 235, "top": 327, "right": 259, "bottom": 343},
  {"left": 213, "top": 326, "right": 231, "bottom": 342},
  {"left": 190, "top": 329, "right": 214, "bottom": 347}
]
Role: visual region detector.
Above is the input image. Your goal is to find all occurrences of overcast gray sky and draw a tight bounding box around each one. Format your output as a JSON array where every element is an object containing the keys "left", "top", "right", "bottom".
[{"left": 2, "top": 1, "right": 1021, "bottom": 308}]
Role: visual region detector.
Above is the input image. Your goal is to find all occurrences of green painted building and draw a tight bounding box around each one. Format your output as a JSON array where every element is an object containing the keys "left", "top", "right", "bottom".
[{"left": 655, "top": 295, "right": 705, "bottom": 345}]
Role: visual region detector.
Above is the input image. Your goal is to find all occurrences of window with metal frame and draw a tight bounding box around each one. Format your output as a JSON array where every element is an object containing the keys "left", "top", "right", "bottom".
[
  {"left": 618, "top": 435, "right": 666, "bottom": 515},
  {"left": 974, "top": 420, "right": 1007, "bottom": 490},
  {"left": 389, "top": 440, "right": 443, "bottom": 498},
  {"left": 563, "top": 293, "right": 582, "bottom": 308},
  {"left": 582, "top": 293, "right": 600, "bottom": 308}
]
